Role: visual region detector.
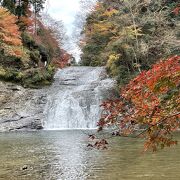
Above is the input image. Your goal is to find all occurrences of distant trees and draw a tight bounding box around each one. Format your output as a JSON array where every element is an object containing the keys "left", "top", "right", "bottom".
[
  {"left": 30, "top": 0, "right": 45, "bottom": 13},
  {"left": 30, "top": 0, "right": 46, "bottom": 34},
  {"left": 73, "top": 0, "right": 97, "bottom": 40},
  {"left": 71, "top": 0, "right": 97, "bottom": 60},
  {"left": 41, "top": 13, "right": 67, "bottom": 46}
]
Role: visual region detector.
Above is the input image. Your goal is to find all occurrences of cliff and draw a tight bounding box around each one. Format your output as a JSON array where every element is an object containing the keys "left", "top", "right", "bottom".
[{"left": 0, "top": 81, "right": 46, "bottom": 132}]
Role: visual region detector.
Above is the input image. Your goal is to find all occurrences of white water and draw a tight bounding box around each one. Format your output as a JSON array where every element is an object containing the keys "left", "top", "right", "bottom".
[{"left": 44, "top": 66, "right": 115, "bottom": 130}]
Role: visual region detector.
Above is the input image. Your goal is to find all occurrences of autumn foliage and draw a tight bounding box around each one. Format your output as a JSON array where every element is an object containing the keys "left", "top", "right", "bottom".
[
  {"left": 0, "top": 7, "right": 24, "bottom": 57},
  {"left": 91, "top": 56, "right": 180, "bottom": 151},
  {"left": 0, "top": 3, "right": 69, "bottom": 87},
  {"left": 32, "top": 21, "right": 70, "bottom": 68},
  {"left": 173, "top": 4, "right": 180, "bottom": 15},
  {"left": 52, "top": 49, "right": 71, "bottom": 68}
]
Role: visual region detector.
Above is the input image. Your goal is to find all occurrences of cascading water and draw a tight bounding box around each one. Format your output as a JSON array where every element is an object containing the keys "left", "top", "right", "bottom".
[{"left": 44, "top": 66, "right": 115, "bottom": 130}]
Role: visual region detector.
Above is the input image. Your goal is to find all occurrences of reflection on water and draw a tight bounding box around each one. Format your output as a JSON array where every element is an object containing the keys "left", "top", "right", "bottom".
[{"left": 0, "top": 131, "right": 180, "bottom": 180}]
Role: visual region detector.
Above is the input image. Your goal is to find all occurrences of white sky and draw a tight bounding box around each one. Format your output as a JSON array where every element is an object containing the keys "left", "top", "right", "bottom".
[
  {"left": 44, "top": 0, "right": 96, "bottom": 61},
  {"left": 45, "top": 0, "right": 81, "bottom": 36}
]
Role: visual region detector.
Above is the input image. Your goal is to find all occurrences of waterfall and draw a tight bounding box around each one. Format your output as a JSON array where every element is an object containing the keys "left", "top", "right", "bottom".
[{"left": 44, "top": 66, "right": 115, "bottom": 130}]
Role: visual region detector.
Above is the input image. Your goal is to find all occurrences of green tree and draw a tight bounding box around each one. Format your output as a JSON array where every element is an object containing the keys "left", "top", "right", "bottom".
[
  {"left": 1, "top": 0, "right": 16, "bottom": 14},
  {"left": 30, "top": 0, "right": 46, "bottom": 34},
  {"left": 15, "top": 0, "right": 29, "bottom": 18},
  {"left": 1, "top": 0, "right": 29, "bottom": 17},
  {"left": 81, "top": 0, "right": 180, "bottom": 85}
]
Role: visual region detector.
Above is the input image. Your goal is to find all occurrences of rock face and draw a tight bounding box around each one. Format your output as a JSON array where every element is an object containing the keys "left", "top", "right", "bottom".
[
  {"left": 0, "top": 67, "right": 116, "bottom": 132},
  {"left": 0, "top": 81, "right": 46, "bottom": 132}
]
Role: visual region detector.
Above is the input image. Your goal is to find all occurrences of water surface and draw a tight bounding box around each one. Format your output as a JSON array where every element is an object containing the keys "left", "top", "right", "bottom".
[{"left": 0, "top": 131, "right": 180, "bottom": 180}]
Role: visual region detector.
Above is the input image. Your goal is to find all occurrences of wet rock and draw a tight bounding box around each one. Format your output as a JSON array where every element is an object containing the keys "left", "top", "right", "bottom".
[
  {"left": 0, "top": 81, "right": 47, "bottom": 132},
  {"left": 21, "top": 165, "right": 28, "bottom": 170}
]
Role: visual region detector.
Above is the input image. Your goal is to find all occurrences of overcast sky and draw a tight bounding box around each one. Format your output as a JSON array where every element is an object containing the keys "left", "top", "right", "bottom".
[
  {"left": 45, "top": 0, "right": 81, "bottom": 36},
  {"left": 44, "top": 0, "right": 96, "bottom": 61}
]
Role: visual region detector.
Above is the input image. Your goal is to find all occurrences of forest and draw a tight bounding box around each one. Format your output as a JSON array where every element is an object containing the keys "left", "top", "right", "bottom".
[
  {"left": 0, "top": 0, "right": 70, "bottom": 88},
  {"left": 80, "top": 0, "right": 180, "bottom": 151}
]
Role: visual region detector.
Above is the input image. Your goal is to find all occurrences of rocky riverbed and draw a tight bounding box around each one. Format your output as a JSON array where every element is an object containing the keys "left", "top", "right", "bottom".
[{"left": 0, "top": 81, "right": 46, "bottom": 132}]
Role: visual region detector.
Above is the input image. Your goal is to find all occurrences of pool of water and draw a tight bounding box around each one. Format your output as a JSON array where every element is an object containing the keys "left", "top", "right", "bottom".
[{"left": 0, "top": 130, "right": 180, "bottom": 180}]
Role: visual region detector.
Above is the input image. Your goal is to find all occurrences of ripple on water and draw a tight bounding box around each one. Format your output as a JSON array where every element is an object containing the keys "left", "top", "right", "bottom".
[{"left": 0, "top": 131, "right": 180, "bottom": 180}]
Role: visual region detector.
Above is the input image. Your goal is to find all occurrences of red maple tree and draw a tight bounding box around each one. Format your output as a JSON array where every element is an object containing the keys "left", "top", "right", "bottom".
[{"left": 89, "top": 56, "right": 180, "bottom": 151}]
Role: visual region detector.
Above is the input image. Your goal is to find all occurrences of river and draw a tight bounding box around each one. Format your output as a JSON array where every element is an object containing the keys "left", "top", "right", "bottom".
[{"left": 0, "top": 130, "right": 180, "bottom": 180}]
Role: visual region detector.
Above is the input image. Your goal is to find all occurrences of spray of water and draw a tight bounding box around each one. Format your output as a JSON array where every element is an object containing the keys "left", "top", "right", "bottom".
[{"left": 44, "top": 66, "right": 115, "bottom": 130}]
